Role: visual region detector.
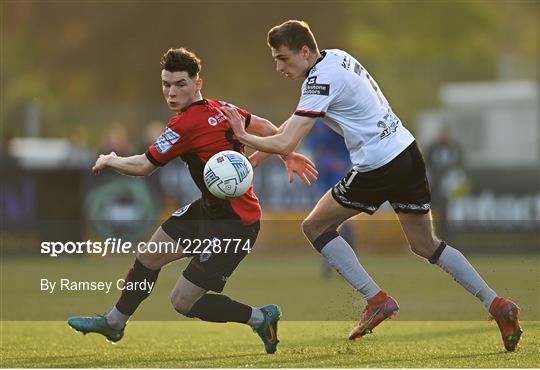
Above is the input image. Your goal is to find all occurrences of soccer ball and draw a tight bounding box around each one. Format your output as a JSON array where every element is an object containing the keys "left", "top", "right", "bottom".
[{"left": 203, "top": 150, "right": 253, "bottom": 199}]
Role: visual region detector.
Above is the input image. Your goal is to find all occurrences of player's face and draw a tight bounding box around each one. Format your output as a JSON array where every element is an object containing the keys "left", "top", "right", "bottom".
[
  {"left": 161, "top": 70, "right": 202, "bottom": 113},
  {"left": 271, "top": 45, "right": 311, "bottom": 80}
]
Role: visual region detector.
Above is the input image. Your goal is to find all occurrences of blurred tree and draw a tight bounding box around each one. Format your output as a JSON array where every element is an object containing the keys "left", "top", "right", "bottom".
[
  {"left": 343, "top": 0, "right": 538, "bottom": 128},
  {"left": 2, "top": 1, "right": 537, "bottom": 145},
  {"left": 2, "top": 1, "right": 346, "bottom": 145}
]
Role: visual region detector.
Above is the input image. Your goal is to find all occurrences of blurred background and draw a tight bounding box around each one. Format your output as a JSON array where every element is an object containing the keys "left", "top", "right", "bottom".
[{"left": 1, "top": 1, "right": 539, "bottom": 321}]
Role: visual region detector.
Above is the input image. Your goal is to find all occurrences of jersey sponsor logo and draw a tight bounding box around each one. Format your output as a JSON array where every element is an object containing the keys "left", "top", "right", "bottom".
[
  {"left": 341, "top": 56, "right": 351, "bottom": 69},
  {"left": 208, "top": 112, "right": 226, "bottom": 126},
  {"left": 377, "top": 111, "right": 400, "bottom": 140},
  {"left": 155, "top": 128, "right": 180, "bottom": 153},
  {"left": 303, "top": 76, "right": 330, "bottom": 96}
]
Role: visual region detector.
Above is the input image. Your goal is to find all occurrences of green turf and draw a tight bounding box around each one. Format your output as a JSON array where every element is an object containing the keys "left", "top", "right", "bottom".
[
  {"left": 2, "top": 253, "right": 539, "bottom": 367},
  {"left": 1, "top": 321, "right": 538, "bottom": 367},
  {"left": 2, "top": 253, "right": 539, "bottom": 321}
]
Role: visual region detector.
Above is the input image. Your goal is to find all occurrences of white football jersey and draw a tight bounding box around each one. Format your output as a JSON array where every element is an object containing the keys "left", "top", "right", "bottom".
[{"left": 295, "top": 49, "right": 415, "bottom": 172}]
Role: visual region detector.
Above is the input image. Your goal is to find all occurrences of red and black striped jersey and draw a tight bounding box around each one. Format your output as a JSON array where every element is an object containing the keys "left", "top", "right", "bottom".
[{"left": 146, "top": 99, "right": 261, "bottom": 224}]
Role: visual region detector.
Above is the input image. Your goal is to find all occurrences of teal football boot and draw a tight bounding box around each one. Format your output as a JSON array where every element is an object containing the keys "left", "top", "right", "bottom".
[
  {"left": 68, "top": 314, "right": 124, "bottom": 343},
  {"left": 253, "top": 304, "right": 281, "bottom": 354}
]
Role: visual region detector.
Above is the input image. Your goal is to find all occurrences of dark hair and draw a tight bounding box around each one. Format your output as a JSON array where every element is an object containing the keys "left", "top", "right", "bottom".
[
  {"left": 160, "top": 47, "right": 201, "bottom": 78},
  {"left": 267, "top": 20, "right": 318, "bottom": 53}
]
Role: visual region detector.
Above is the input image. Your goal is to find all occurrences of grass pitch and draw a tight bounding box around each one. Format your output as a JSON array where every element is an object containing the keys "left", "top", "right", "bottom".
[
  {"left": 2, "top": 252, "right": 539, "bottom": 367},
  {"left": 3, "top": 253, "right": 539, "bottom": 321},
  {"left": 1, "top": 320, "right": 539, "bottom": 367}
]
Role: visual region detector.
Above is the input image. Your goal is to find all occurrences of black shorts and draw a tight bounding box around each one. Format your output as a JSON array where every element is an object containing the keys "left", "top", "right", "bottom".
[
  {"left": 161, "top": 199, "right": 259, "bottom": 293},
  {"left": 332, "top": 141, "right": 431, "bottom": 214}
]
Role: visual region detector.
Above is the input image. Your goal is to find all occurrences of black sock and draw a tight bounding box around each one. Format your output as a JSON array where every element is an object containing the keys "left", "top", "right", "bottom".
[
  {"left": 186, "top": 294, "right": 252, "bottom": 323},
  {"left": 115, "top": 258, "right": 160, "bottom": 315}
]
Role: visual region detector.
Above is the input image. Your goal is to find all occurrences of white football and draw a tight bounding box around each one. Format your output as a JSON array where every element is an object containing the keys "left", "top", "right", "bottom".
[{"left": 203, "top": 150, "right": 253, "bottom": 199}]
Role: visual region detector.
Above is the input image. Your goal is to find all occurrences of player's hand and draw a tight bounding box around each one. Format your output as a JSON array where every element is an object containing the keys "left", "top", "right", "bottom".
[
  {"left": 92, "top": 151, "right": 117, "bottom": 175},
  {"left": 221, "top": 106, "right": 246, "bottom": 137},
  {"left": 282, "top": 152, "right": 318, "bottom": 186}
]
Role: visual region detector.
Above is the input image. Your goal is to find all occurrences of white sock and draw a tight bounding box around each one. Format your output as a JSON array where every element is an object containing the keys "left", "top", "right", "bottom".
[
  {"left": 247, "top": 308, "right": 265, "bottom": 328},
  {"left": 106, "top": 307, "right": 130, "bottom": 329},
  {"left": 435, "top": 245, "right": 498, "bottom": 311},
  {"left": 321, "top": 236, "right": 381, "bottom": 300}
]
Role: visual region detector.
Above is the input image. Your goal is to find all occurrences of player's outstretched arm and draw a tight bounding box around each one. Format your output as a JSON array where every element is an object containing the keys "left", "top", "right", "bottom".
[
  {"left": 92, "top": 152, "right": 157, "bottom": 176},
  {"left": 247, "top": 114, "right": 288, "bottom": 167},
  {"left": 246, "top": 114, "right": 279, "bottom": 137},
  {"left": 246, "top": 114, "right": 279, "bottom": 168},
  {"left": 282, "top": 152, "right": 318, "bottom": 186},
  {"left": 222, "top": 107, "right": 315, "bottom": 155},
  {"left": 246, "top": 115, "right": 318, "bottom": 186}
]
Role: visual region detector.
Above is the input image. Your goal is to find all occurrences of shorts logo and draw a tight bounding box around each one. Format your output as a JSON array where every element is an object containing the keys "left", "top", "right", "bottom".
[
  {"left": 200, "top": 238, "right": 217, "bottom": 262},
  {"left": 332, "top": 184, "right": 378, "bottom": 214},
  {"left": 155, "top": 128, "right": 181, "bottom": 153},
  {"left": 199, "top": 251, "right": 212, "bottom": 263},
  {"left": 303, "top": 76, "right": 330, "bottom": 96},
  {"left": 391, "top": 202, "right": 431, "bottom": 213},
  {"left": 172, "top": 203, "right": 191, "bottom": 217}
]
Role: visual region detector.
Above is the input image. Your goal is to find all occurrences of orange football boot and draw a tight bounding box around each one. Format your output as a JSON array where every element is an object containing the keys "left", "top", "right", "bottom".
[
  {"left": 489, "top": 297, "right": 522, "bottom": 351},
  {"left": 349, "top": 291, "right": 399, "bottom": 340}
]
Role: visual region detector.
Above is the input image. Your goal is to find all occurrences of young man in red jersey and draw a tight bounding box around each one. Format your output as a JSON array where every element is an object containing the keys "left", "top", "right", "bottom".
[
  {"left": 223, "top": 20, "right": 522, "bottom": 352},
  {"left": 68, "top": 47, "right": 317, "bottom": 354}
]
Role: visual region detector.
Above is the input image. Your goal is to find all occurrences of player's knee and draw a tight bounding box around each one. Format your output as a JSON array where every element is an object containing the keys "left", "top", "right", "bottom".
[
  {"left": 301, "top": 219, "right": 311, "bottom": 237},
  {"left": 409, "top": 238, "right": 440, "bottom": 259},
  {"left": 410, "top": 244, "right": 429, "bottom": 258},
  {"left": 136, "top": 252, "right": 164, "bottom": 271},
  {"left": 302, "top": 219, "right": 322, "bottom": 242},
  {"left": 170, "top": 290, "right": 194, "bottom": 316},
  {"left": 302, "top": 218, "right": 341, "bottom": 245}
]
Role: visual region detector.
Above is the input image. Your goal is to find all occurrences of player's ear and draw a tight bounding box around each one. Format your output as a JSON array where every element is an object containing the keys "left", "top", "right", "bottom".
[
  {"left": 195, "top": 78, "right": 203, "bottom": 93},
  {"left": 301, "top": 45, "right": 310, "bottom": 58}
]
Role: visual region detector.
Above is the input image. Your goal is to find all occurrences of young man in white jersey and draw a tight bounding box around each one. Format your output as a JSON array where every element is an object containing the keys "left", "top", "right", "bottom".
[{"left": 221, "top": 20, "right": 522, "bottom": 352}]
